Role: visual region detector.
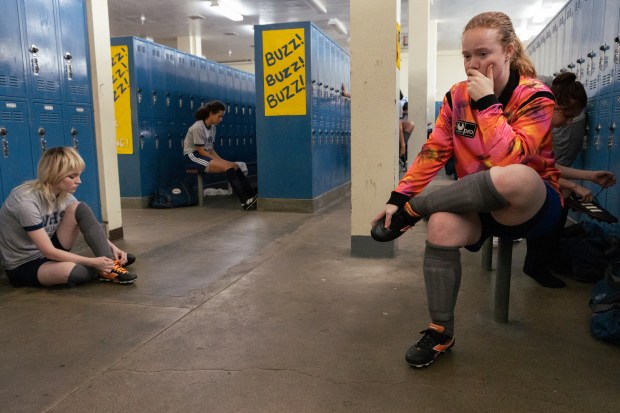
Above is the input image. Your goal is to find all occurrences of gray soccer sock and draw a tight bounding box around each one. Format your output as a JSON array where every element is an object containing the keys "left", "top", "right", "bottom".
[
  {"left": 68, "top": 264, "right": 98, "bottom": 285},
  {"left": 423, "top": 241, "right": 462, "bottom": 337},
  {"left": 75, "top": 202, "right": 112, "bottom": 258},
  {"left": 409, "top": 170, "right": 508, "bottom": 217}
]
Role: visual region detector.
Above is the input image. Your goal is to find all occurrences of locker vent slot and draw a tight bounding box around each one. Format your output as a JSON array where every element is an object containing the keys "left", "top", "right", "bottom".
[
  {"left": 69, "top": 83, "right": 88, "bottom": 95},
  {"left": 0, "top": 75, "right": 20, "bottom": 88},
  {"left": 40, "top": 113, "right": 60, "bottom": 123},
  {"left": 601, "top": 73, "right": 613, "bottom": 87},
  {"left": 71, "top": 114, "right": 89, "bottom": 124},
  {"left": 0, "top": 111, "right": 24, "bottom": 122},
  {"left": 36, "top": 79, "right": 58, "bottom": 91},
  {"left": 138, "top": 45, "right": 146, "bottom": 54}
]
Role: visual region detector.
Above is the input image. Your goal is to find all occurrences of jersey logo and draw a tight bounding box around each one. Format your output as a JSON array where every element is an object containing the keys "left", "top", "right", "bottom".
[{"left": 455, "top": 121, "right": 476, "bottom": 138}]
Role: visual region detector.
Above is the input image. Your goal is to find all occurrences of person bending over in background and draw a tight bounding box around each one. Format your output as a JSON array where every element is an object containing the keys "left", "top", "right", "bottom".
[
  {"left": 523, "top": 72, "right": 616, "bottom": 287},
  {"left": 0, "top": 147, "right": 137, "bottom": 287},
  {"left": 371, "top": 12, "right": 563, "bottom": 368},
  {"left": 183, "top": 100, "right": 257, "bottom": 210}
]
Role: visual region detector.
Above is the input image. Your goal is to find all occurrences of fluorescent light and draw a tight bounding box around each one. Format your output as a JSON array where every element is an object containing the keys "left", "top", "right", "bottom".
[
  {"left": 306, "top": 0, "right": 327, "bottom": 14},
  {"left": 210, "top": 0, "right": 243, "bottom": 22},
  {"left": 328, "top": 18, "right": 347, "bottom": 35}
]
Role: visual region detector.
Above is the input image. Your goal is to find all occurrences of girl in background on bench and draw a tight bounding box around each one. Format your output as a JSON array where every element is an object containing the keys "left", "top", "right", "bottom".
[{"left": 183, "top": 100, "right": 257, "bottom": 210}]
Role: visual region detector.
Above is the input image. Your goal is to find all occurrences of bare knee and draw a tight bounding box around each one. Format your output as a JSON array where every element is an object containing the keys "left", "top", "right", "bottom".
[
  {"left": 490, "top": 165, "right": 545, "bottom": 204},
  {"left": 427, "top": 212, "right": 481, "bottom": 247}
]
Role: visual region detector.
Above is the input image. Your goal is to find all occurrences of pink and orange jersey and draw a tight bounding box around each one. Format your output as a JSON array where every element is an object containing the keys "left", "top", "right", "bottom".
[{"left": 396, "top": 70, "right": 561, "bottom": 199}]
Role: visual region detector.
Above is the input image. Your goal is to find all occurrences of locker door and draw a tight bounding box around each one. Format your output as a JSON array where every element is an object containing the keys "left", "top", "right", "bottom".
[
  {"left": 64, "top": 104, "right": 100, "bottom": 219},
  {"left": 571, "top": 0, "right": 587, "bottom": 82},
  {"left": 0, "top": 0, "right": 27, "bottom": 99},
  {"left": 138, "top": 120, "right": 157, "bottom": 196},
  {"left": 57, "top": 0, "right": 91, "bottom": 104},
  {"left": 132, "top": 39, "right": 151, "bottom": 120},
  {"left": 31, "top": 102, "right": 65, "bottom": 158},
  {"left": 187, "top": 56, "right": 199, "bottom": 117},
  {"left": 555, "top": 9, "right": 566, "bottom": 74},
  {"left": 174, "top": 51, "right": 187, "bottom": 121},
  {"left": 162, "top": 47, "right": 177, "bottom": 121},
  {"left": 584, "top": 0, "right": 603, "bottom": 97},
  {"left": 0, "top": 100, "right": 34, "bottom": 200},
  {"left": 607, "top": 92, "right": 620, "bottom": 234},
  {"left": 583, "top": 96, "right": 612, "bottom": 198},
  {"left": 564, "top": 1, "right": 576, "bottom": 73},
  {"left": 22, "top": 0, "right": 61, "bottom": 101}
]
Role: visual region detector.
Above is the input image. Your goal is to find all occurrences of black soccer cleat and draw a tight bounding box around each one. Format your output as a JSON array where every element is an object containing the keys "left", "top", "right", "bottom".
[{"left": 371, "top": 208, "right": 419, "bottom": 242}]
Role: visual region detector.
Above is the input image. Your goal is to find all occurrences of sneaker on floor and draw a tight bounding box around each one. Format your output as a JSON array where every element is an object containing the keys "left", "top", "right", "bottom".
[
  {"left": 99, "top": 261, "right": 137, "bottom": 284},
  {"left": 242, "top": 196, "right": 257, "bottom": 210},
  {"left": 405, "top": 323, "right": 455, "bottom": 368}
]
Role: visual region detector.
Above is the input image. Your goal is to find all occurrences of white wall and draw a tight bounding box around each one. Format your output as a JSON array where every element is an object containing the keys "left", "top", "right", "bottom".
[{"left": 436, "top": 50, "right": 465, "bottom": 101}]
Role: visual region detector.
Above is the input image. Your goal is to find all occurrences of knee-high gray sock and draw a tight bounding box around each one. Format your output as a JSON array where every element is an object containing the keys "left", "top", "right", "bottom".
[
  {"left": 423, "top": 241, "right": 461, "bottom": 336},
  {"left": 75, "top": 202, "right": 112, "bottom": 258},
  {"left": 410, "top": 170, "right": 508, "bottom": 217},
  {"left": 226, "top": 168, "right": 250, "bottom": 203},
  {"left": 68, "top": 264, "right": 98, "bottom": 285}
]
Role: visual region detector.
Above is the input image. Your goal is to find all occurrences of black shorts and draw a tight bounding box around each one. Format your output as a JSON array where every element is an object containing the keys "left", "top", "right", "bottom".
[
  {"left": 465, "top": 181, "right": 563, "bottom": 252},
  {"left": 5, "top": 234, "right": 68, "bottom": 288}
]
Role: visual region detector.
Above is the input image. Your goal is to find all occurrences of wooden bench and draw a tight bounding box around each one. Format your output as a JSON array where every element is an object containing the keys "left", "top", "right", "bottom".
[
  {"left": 186, "top": 169, "right": 205, "bottom": 207},
  {"left": 481, "top": 236, "right": 513, "bottom": 323}
]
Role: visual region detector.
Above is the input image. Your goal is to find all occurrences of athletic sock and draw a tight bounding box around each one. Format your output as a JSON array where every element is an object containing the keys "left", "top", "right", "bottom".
[
  {"left": 226, "top": 168, "right": 250, "bottom": 204},
  {"left": 423, "top": 241, "right": 461, "bottom": 337},
  {"left": 68, "top": 264, "right": 98, "bottom": 285},
  {"left": 75, "top": 202, "right": 112, "bottom": 258},
  {"left": 235, "top": 168, "right": 255, "bottom": 197},
  {"left": 409, "top": 169, "right": 509, "bottom": 217}
]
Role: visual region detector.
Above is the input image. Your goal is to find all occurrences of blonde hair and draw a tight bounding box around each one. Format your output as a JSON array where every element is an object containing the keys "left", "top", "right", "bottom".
[
  {"left": 464, "top": 11, "right": 536, "bottom": 78},
  {"left": 20, "top": 146, "right": 85, "bottom": 210}
]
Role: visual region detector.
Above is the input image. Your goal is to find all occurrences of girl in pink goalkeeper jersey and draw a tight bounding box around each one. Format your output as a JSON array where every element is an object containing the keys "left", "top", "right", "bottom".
[{"left": 371, "top": 12, "right": 563, "bottom": 368}]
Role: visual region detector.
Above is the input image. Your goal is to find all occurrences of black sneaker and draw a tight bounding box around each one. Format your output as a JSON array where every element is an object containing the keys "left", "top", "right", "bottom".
[
  {"left": 565, "top": 194, "right": 618, "bottom": 223},
  {"left": 405, "top": 323, "right": 455, "bottom": 368},
  {"left": 99, "top": 261, "right": 138, "bottom": 284},
  {"left": 371, "top": 205, "right": 420, "bottom": 242},
  {"left": 242, "top": 196, "right": 257, "bottom": 210}
]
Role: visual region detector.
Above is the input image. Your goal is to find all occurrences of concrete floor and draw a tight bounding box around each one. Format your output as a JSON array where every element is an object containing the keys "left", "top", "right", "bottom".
[{"left": 1, "top": 186, "right": 619, "bottom": 413}]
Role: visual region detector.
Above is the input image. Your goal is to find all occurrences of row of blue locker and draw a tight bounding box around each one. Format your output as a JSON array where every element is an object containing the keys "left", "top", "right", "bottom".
[
  {"left": 0, "top": 0, "right": 91, "bottom": 104},
  {"left": 528, "top": 0, "right": 620, "bottom": 98},
  {"left": 0, "top": 98, "right": 100, "bottom": 217},
  {"left": 111, "top": 37, "right": 256, "bottom": 123},
  {"left": 255, "top": 22, "right": 351, "bottom": 200},
  {"left": 309, "top": 25, "right": 351, "bottom": 98}
]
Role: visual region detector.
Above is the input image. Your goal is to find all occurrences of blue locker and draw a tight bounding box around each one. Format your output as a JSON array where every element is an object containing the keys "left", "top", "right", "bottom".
[
  {"left": 147, "top": 43, "right": 163, "bottom": 119},
  {"left": 64, "top": 104, "right": 100, "bottom": 218},
  {"left": 599, "top": 0, "right": 618, "bottom": 95},
  {"left": 198, "top": 59, "right": 209, "bottom": 108},
  {"left": 175, "top": 51, "right": 188, "bottom": 120},
  {"left": 187, "top": 55, "right": 199, "bottom": 116},
  {"left": 22, "top": 0, "right": 61, "bottom": 102},
  {"left": 584, "top": 0, "right": 603, "bottom": 97},
  {"left": 162, "top": 47, "right": 176, "bottom": 120},
  {"left": 0, "top": 99, "right": 35, "bottom": 199},
  {"left": 31, "top": 102, "right": 65, "bottom": 157},
  {"left": 571, "top": 0, "right": 587, "bottom": 82},
  {"left": 0, "top": 0, "right": 27, "bottom": 99},
  {"left": 563, "top": 1, "right": 575, "bottom": 72},
  {"left": 57, "top": 0, "right": 91, "bottom": 104},
  {"left": 584, "top": 95, "right": 612, "bottom": 195}
]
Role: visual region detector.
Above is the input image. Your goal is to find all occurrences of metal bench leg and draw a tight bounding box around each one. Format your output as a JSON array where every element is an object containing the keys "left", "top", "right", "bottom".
[
  {"left": 494, "top": 237, "right": 513, "bottom": 323},
  {"left": 197, "top": 173, "right": 204, "bottom": 207}
]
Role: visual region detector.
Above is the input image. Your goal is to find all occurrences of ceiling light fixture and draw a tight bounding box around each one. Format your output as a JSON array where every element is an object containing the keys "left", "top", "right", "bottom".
[
  {"left": 328, "top": 18, "right": 347, "bottom": 35},
  {"left": 209, "top": 0, "right": 243, "bottom": 22},
  {"left": 306, "top": 0, "right": 327, "bottom": 14}
]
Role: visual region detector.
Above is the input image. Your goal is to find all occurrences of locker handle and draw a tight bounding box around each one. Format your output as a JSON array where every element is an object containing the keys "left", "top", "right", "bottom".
[
  {"left": 608, "top": 136, "right": 614, "bottom": 150},
  {"left": 29, "top": 45, "right": 40, "bottom": 75},
  {"left": 576, "top": 58, "right": 585, "bottom": 64},
  {"left": 1, "top": 128, "right": 8, "bottom": 158},
  {"left": 70, "top": 127, "right": 79, "bottom": 149},
  {"left": 64, "top": 52, "right": 73, "bottom": 80},
  {"left": 155, "top": 135, "right": 159, "bottom": 149},
  {"left": 152, "top": 90, "right": 158, "bottom": 106},
  {"left": 587, "top": 51, "right": 597, "bottom": 58},
  {"left": 137, "top": 88, "right": 143, "bottom": 104},
  {"left": 38, "top": 128, "right": 47, "bottom": 151},
  {"left": 140, "top": 133, "right": 145, "bottom": 150},
  {"left": 567, "top": 63, "right": 576, "bottom": 69}
]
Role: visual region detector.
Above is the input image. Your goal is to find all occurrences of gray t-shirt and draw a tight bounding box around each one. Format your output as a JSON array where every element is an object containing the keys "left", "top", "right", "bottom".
[
  {"left": 0, "top": 185, "right": 78, "bottom": 270},
  {"left": 183, "top": 120, "right": 216, "bottom": 156}
]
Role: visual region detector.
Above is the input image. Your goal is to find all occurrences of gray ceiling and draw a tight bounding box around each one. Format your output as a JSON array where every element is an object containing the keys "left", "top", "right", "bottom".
[{"left": 106, "top": 0, "right": 567, "bottom": 63}]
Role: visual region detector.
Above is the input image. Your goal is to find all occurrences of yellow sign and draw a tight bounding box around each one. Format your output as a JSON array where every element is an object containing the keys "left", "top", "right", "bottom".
[
  {"left": 262, "top": 28, "right": 307, "bottom": 116},
  {"left": 396, "top": 23, "right": 401, "bottom": 70},
  {"left": 111, "top": 45, "right": 133, "bottom": 154}
]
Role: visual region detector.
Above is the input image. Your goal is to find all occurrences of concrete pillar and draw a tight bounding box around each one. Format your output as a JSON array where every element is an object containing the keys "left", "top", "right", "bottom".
[
  {"left": 407, "top": 0, "right": 435, "bottom": 159},
  {"left": 177, "top": 35, "right": 203, "bottom": 57},
  {"left": 350, "top": 0, "right": 401, "bottom": 258},
  {"left": 85, "top": 0, "right": 124, "bottom": 239}
]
